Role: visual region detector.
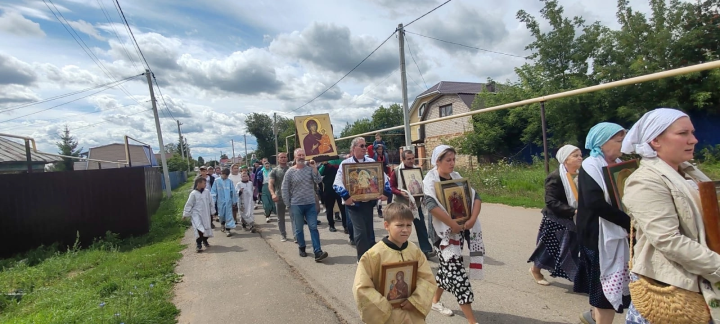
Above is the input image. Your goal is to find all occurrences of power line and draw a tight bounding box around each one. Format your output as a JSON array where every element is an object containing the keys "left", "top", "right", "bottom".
[
  {"left": 404, "top": 33, "right": 428, "bottom": 89},
  {"left": 404, "top": 0, "right": 452, "bottom": 27},
  {"left": 96, "top": 0, "right": 143, "bottom": 73},
  {"left": 71, "top": 107, "right": 154, "bottom": 131},
  {"left": 0, "top": 77, "right": 136, "bottom": 124},
  {"left": 112, "top": 0, "right": 146, "bottom": 70},
  {"left": 43, "top": 0, "right": 146, "bottom": 107},
  {"left": 405, "top": 30, "right": 527, "bottom": 58},
  {"left": 0, "top": 74, "right": 143, "bottom": 113},
  {"left": 2, "top": 101, "right": 148, "bottom": 132},
  {"left": 291, "top": 30, "right": 397, "bottom": 112},
  {"left": 114, "top": 0, "right": 152, "bottom": 70},
  {"left": 152, "top": 75, "right": 177, "bottom": 121}
]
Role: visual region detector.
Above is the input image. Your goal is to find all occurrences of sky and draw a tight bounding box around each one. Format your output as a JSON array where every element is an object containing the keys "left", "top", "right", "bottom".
[{"left": 0, "top": 0, "right": 655, "bottom": 161}]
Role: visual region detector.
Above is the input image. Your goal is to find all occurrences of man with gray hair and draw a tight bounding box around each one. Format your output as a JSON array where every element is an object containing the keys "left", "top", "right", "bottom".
[
  {"left": 282, "top": 148, "right": 329, "bottom": 262},
  {"left": 333, "top": 137, "right": 391, "bottom": 261}
]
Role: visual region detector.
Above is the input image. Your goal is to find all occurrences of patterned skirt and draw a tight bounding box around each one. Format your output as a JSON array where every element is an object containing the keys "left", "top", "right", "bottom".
[
  {"left": 528, "top": 213, "right": 581, "bottom": 281},
  {"left": 436, "top": 252, "right": 474, "bottom": 305},
  {"left": 575, "top": 245, "right": 631, "bottom": 312}
]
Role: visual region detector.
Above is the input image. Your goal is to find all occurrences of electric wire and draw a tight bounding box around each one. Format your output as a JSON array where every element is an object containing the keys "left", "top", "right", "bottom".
[
  {"left": 404, "top": 30, "right": 527, "bottom": 58},
  {"left": 404, "top": 0, "right": 452, "bottom": 27},
  {"left": 0, "top": 77, "right": 137, "bottom": 124},
  {"left": 2, "top": 101, "right": 149, "bottom": 132},
  {"left": 43, "top": 0, "right": 147, "bottom": 108},
  {"left": 152, "top": 75, "right": 177, "bottom": 121},
  {"left": 0, "top": 74, "right": 143, "bottom": 113},
  {"left": 71, "top": 107, "right": 154, "bottom": 131},
  {"left": 114, "top": 0, "right": 152, "bottom": 70},
  {"left": 290, "top": 30, "right": 397, "bottom": 112},
  {"left": 404, "top": 33, "right": 428, "bottom": 89},
  {"left": 96, "top": 0, "right": 143, "bottom": 73}
]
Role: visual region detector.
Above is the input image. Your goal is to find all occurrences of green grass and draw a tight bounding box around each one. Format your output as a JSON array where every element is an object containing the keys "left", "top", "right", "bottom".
[
  {"left": 460, "top": 160, "right": 720, "bottom": 209},
  {"left": 0, "top": 181, "right": 193, "bottom": 324}
]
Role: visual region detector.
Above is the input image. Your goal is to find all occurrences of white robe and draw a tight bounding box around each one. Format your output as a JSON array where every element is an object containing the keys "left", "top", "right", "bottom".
[
  {"left": 182, "top": 189, "right": 215, "bottom": 238},
  {"left": 236, "top": 180, "right": 255, "bottom": 225}
]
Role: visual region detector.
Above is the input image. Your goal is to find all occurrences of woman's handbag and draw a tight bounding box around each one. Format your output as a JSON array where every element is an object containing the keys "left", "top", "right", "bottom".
[{"left": 628, "top": 220, "right": 710, "bottom": 324}]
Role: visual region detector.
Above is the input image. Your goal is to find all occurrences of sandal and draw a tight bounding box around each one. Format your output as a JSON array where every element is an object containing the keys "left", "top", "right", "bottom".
[{"left": 529, "top": 268, "right": 550, "bottom": 286}]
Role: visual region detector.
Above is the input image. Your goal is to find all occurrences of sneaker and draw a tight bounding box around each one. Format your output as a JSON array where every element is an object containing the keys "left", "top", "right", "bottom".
[
  {"left": 431, "top": 302, "right": 454, "bottom": 316},
  {"left": 349, "top": 239, "right": 356, "bottom": 246},
  {"left": 250, "top": 226, "right": 257, "bottom": 233},
  {"left": 579, "top": 310, "right": 596, "bottom": 324},
  {"left": 293, "top": 237, "right": 298, "bottom": 243},
  {"left": 196, "top": 244, "right": 202, "bottom": 253},
  {"left": 424, "top": 251, "right": 436, "bottom": 259},
  {"left": 211, "top": 223, "right": 216, "bottom": 229},
  {"left": 299, "top": 247, "right": 307, "bottom": 257},
  {"left": 266, "top": 217, "right": 271, "bottom": 223},
  {"left": 203, "top": 241, "right": 210, "bottom": 248},
  {"left": 344, "top": 228, "right": 349, "bottom": 234},
  {"left": 329, "top": 227, "right": 337, "bottom": 233},
  {"left": 314, "top": 251, "right": 328, "bottom": 262},
  {"left": 220, "top": 227, "right": 225, "bottom": 233},
  {"left": 226, "top": 231, "right": 232, "bottom": 237},
  {"left": 317, "top": 220, "right": 322, "bottom": 225},
  {"left": 281, "top": 236, "right": 288, "bottom": 242}
]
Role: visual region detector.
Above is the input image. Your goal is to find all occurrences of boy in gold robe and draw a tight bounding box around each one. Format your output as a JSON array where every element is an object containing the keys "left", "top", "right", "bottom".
[{"left": 353, "top": 203, "right": 437, "bottom": 323}]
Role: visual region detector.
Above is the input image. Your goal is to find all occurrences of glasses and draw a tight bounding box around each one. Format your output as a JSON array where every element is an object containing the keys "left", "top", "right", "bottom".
[{"left": 357, "top": 144, "right": 366, "bottom": 148}]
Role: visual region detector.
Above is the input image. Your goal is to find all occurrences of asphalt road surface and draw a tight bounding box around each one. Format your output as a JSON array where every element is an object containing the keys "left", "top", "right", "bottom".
[{"left": 174, "top": 202, "right": 626, "bottom": 324}]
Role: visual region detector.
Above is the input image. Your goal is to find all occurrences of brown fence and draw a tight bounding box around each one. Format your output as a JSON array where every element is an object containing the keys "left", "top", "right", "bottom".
[{"left": 0, "top": 167, "right": 163, "bottom": 258}]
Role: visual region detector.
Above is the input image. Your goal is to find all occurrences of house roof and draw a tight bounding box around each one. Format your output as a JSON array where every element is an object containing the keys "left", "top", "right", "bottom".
[
  {"left": 0, "top": 137, "right": 61, "bottom": 164},
  {"left": 88, "top": 143, "right": 153, "bottom": 166},
  {"left": 416, "top": 81, "right": 486, "bottom": 98}
]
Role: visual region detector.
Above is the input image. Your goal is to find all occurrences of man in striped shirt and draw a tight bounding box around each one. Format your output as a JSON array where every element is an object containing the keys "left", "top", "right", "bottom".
[{"left": 281, "top": 148, "right": 329, "bottom": 262}]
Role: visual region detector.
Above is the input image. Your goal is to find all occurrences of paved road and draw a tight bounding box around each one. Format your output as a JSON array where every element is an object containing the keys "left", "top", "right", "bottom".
[{"left": 175, "top": 203, "right": 626, "bottom": 324}]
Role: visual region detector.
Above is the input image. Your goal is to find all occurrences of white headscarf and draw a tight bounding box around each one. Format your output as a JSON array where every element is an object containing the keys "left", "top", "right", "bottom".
[
  {"left": 556, "top": 144, "right": 579, "bottom": 165},
  {"left": 431, "top": 145, "right": 452, "bottom": 167},
  {"left": 556, "top": 145, "right": 580, "bottom": 209},
  {"left": 621, "top": 108, "right": 688, "bottom": 158}
]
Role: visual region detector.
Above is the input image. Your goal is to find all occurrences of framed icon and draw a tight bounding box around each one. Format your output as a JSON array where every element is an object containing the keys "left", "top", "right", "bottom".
[
  {"left": 380, "top": 260, "right": 418, "bottom": 308},
  {"left": 434, "top": 178, "right": 472, "bottom": 225},
  {"left": 603, "top": 159, "right": 639, "bottom": 212},
  {"left": 294, "top": 113, "right": 338, "bottom": 162},
  {"left": 342, "top": 162, "right": 384, "bottom": 202},
  {"left": 399, "top": 168, "right": 424, "bottom": 197}
]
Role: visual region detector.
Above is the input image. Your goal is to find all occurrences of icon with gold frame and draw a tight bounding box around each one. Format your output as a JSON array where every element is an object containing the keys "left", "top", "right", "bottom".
[
  {"left": 294, "top": 113, "right": 338, "bottom": 162},
  {"left": 434, "top": 178, "right": 472, "bottom": 225},
  {"left": 342, "top": 162, "right": 384, "bottom": 202}
]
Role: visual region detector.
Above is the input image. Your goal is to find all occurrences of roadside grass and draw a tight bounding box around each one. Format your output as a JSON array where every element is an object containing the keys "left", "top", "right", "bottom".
[
  {"left": 460, "top": 160, "right": 720, "bottom": 209},
  {"left": 0, "top": 181, "right": 192, "bottom": 324}
]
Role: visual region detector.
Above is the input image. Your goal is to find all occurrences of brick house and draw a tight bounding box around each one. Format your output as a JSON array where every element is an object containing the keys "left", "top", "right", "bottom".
[{"left": 407, "top": 81, "right": 495, "bottom": 169}]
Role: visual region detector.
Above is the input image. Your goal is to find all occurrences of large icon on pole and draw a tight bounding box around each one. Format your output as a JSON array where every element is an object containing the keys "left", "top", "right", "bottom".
[{"left": 294, "top": 113, "right": 338, "bottom": 161}]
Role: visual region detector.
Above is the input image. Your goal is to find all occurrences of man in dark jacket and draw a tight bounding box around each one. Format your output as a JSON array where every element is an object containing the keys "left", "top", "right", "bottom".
[{"left": 319, "top": 159, "right": 346, "bottom": 233}]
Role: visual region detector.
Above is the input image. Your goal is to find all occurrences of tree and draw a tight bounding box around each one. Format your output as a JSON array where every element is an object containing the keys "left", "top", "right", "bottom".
[
  {"left": 197, "top": 156, "right": 205, "bottom": 166},
  {"left": 163, "top": 143, "right": 175, "bottom": 154},
  {"left": 245, "top": 113, "right": 275, "bottom": 159},
  {"left": 338, "top": 103, "right": 404, "bottom": 151},
  {"left": 207, "top": 160, "right": 219, "bottom": 167},
  {"left": 220, "top": 153, "right": 229, "bottom": 160},
  {"left": 457, "top": 0, "right": 720, "bottom": 161},
  {"left": 55, "top": 125, "right": 82, "bottom": 171},
  {"left": 167, "top": 154, "right": 188, "bottom": 172}
]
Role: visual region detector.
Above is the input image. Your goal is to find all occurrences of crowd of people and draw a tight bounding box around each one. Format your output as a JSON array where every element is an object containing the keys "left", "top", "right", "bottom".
[{"left": 182, "top": 110, "right": 720, "bottom": 324}]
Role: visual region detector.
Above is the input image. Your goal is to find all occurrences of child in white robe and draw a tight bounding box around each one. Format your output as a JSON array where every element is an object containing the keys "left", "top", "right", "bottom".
[
  {"left": 236, "top": 171, "right": 256, "bottom": 232},
  {"left": 183, "top": 177, "right": 215, "bottom": 252}
]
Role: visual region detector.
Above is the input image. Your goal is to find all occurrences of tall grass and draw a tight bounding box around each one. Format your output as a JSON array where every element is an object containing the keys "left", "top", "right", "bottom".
[
  {"left": 459, "top": 159, "right": 720, "bottom": 209},
  {"left": 0, "top": 181, "right": 192, "bottom": 324}
]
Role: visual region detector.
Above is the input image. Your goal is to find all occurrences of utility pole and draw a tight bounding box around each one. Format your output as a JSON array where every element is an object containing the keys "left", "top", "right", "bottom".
[
  {"left": 176, "top": 120, "right": 186, "bottom": 163},
  {"left": 184, "top": 137, "right": 191, "bottom": 172},
  {"left": 231, "top": 139, "right": 236, "bottom": 164},
  {"left": 273, "top": 112, "right": 279, "bottom": 157},
  {"left": 146, "top": 69, "right": 172, "bottom": 198},
  {"left": 244, "top": 134, "right": 248, "bottom": 164},
  {"left": 397, "top": 24, "right": 412, "bottom": 148}
]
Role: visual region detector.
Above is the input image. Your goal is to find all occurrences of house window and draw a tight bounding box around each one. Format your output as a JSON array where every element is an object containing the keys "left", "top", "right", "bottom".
[
  {"left": 418, "top": 103, "right": 426, "bottom": 117},
  {"left": 439, "top": 104, "right": 452, "bottom": 117}
]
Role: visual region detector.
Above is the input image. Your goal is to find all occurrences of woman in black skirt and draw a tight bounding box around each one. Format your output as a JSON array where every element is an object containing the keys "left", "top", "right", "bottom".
[
  {"left": 576, "top": 122, "right": 631, "bottom": 324},
  {"left": 528, "top": 144, "right": 583, "bottom": 285}
]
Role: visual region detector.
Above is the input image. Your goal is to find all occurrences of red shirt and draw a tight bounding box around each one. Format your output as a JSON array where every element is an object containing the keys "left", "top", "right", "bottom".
[
  {"left": 389, "top": 167, "right": 404, "bottom": 196},
  {"left": 367, "top": 144, "right": 374, "bottom": 159}
]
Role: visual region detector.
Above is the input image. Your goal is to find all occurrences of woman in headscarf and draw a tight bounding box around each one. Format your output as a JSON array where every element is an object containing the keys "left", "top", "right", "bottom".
[
  {"left": 528, "top": 144, "right": 583, "bottom": 286},
  {"left": 621, "top": 108, "right": 720, "bottom": 324},
  {"left": 423, "top": 145, "right": 484, "bottom": 324},
  {"left": 576, "top": 122, "right": 631, "bottom": 324}
]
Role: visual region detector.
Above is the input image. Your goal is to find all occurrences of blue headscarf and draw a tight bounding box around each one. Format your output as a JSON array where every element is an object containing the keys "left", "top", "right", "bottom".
[{"left": 585, "top": 122, "right": 624, "bottom": 157}]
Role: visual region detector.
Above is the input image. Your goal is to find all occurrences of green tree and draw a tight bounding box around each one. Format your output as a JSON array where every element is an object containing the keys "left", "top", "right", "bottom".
[
  {"left": 55, "top": 125, "right": 82, "bottom": 171},
  {"left": 338, "top": 103, "right": 404, "bottom": 151},
  {"left": 220, "top": 153, "right": 229, "bottom": 160},
  {"left": 197, "top": 156, "right": 205, "bottom": 166},
  {"left": 245, "top": 113, "right": 275, "bottom": 159},
  {"left": 167, "top": 154, "right": 188, "bottom": 172}
]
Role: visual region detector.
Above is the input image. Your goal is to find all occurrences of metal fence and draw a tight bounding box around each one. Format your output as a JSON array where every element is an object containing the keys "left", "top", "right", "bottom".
[
  {"left": 161, "top": 171, "right": 188, "bottom": 191},
  {"left": 0, "top": 167, "right": 163, "bottom": 257}
]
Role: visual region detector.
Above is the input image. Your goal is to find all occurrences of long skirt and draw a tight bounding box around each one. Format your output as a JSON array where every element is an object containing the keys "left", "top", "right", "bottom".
[
  {"left": 527, "top": 212, "right": 581, "bottom": 281},
  {"left": 576, "top": 245, "right": 630, "bottom": 312},
  {"left": 436, "top": 251, "right": 474, "bottom": 305},
  {"left": 261, "top": 183, "right": 276, "bottom": 217}
]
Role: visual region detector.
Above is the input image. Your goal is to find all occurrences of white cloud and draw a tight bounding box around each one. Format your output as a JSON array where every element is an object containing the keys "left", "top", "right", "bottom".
[
  {"left": 0, "top": 11, "right": 45, "bottom": 37},
  {"left": 67, "top": 19, "right": 105, "bottom": 41}
]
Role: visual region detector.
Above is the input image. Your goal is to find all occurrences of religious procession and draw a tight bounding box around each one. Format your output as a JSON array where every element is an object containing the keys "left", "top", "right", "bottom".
[{"left": 177, "top": 106, "right": 720, "bottom": 324}]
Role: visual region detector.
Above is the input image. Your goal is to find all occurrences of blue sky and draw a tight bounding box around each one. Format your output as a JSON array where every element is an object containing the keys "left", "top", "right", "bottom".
[{"left": 0, "top": 0, "right": 654, "bottom": 159}]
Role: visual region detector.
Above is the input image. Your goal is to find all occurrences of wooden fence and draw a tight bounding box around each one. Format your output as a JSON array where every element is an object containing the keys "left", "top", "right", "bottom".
[{"left": 0, "top": 167, "right": 163, "bottom": 257}]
